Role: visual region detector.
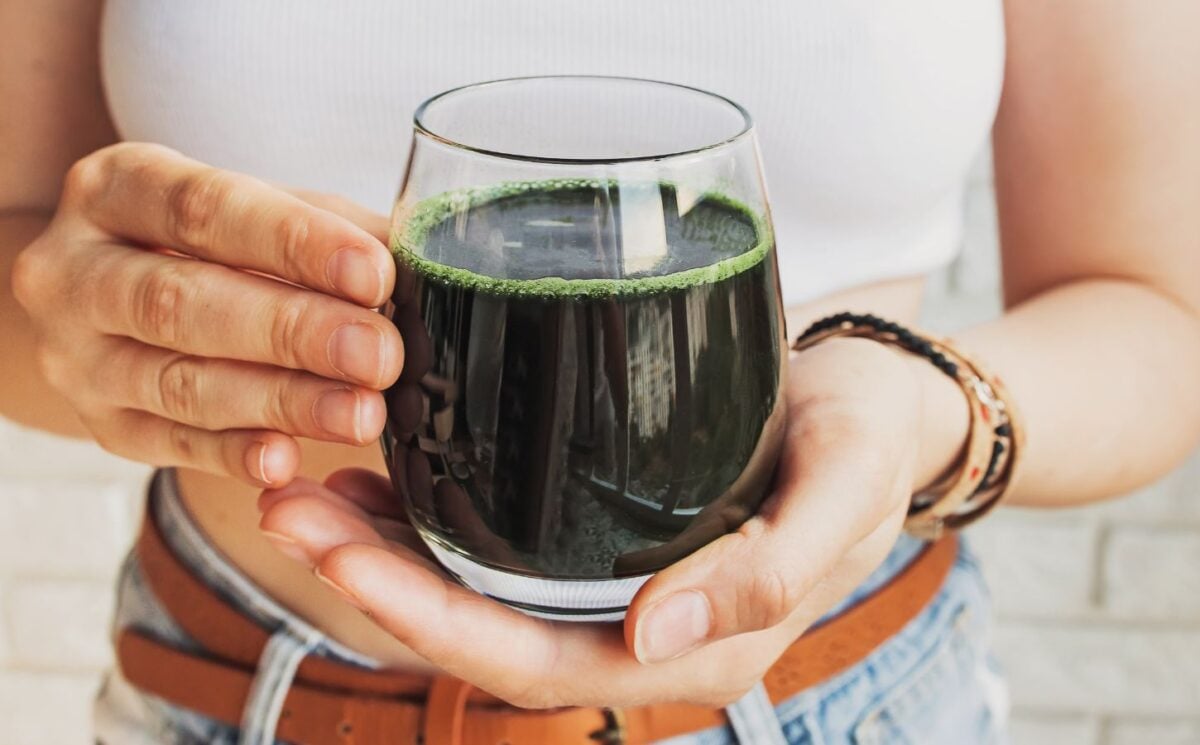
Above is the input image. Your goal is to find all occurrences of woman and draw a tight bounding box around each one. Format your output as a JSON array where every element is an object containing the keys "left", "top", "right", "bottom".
[{"left": 3, "top": 1, "right": 1197, "bottom": 743}]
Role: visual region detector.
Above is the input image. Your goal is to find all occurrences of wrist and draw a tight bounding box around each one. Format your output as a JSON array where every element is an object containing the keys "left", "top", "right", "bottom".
[
  {"left": 907, "top": 350, "right": 971, "bottom": 492},
  {"left": 791, "top": 312, "right": 1022, "bottom": 537},
  {"left": 787, "top": 335, "right": 967, "bottom": 491}
]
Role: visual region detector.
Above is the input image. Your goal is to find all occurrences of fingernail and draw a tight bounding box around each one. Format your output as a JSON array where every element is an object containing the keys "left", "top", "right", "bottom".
[
  {"left": 328, "top": 247, "right": 383, "bottom": 305},
  {"left": 314, "top": 568, "right": 368, "bottom": 614},
  {"left": 261, "top": 530, "right": 311, "bottom": 564},
  {"left": 328, "top": 323, "right": 385, "bottom": 386},
  {"left": 245, "top": 442, "right": 289, "bottom": 485},
  {"left": 312, "top": 388, "right": 363, "bottom": 442},
  {"left": 635, "top": 590, "right": 713, "bottom": 664}
]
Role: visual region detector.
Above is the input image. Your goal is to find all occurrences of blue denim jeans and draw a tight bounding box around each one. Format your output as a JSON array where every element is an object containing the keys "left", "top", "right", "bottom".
[{"left": 94, "top": 470, "right": 1009, "bottom": 744}]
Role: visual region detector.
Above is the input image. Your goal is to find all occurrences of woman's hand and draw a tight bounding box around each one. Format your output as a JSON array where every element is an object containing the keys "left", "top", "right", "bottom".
[
  {"left": 10, "top": 143, "right": 404, "bottom": 485},
  {"left": 258, "top": 338, "right": 965, "bottom": 708}
]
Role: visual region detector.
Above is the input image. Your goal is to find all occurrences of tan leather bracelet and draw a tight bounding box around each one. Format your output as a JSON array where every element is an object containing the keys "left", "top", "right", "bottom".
[{"left": 792, "top": 313, "right": 1025, "bottom": 539}]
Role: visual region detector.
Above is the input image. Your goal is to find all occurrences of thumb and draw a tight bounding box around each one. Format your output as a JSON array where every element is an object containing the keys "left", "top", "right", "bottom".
[{"left": 625, "top": 441, "right": 887, "bottom": 665}]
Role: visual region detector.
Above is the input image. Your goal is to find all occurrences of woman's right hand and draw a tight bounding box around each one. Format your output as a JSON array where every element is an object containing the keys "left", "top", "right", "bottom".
[{"left": 10, "top": 143, "right": 404, "bottom": 486}]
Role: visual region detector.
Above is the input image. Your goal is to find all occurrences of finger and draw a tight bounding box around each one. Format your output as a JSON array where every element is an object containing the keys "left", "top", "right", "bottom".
[
  {"left": 286, "top": 188, "right": 391, "bottom": 244},
  {"left": 95, "top": 339, "right": 386, "bottom": 444},
  {"left": 314, "top": 543, "right": 675, "bottom": 708},
  {"left": 91, "top": 409, "right": 300, "bottom": 486},
  {"left": 323, "top": 468, "right": 406, "bottom": 518},
  {"left": 318, "top": 540, "right": 817, "bottom": 708},
  {"left": 284, "top": 490, "right": 755, "bottom": 707},
  {"left": 259, "top": 493, "right": 390, "bottom": 563},
  {"left": 258, "top": 480, "right": 433, "bottom": 566},
  {"left": 70, "top": 143, "right": 393, "bottom": 307},
  {"left": 258, "top": 476, "right": 391, "bottom": 523},
  {"left": 613, "top": 496, "right": 751, "bottom": 576},
  {"left": 626, "top": 416, "right": 899, "bottom": 664},
  {"left": 85, "top": 245, "right": 403, "bottom": 388}
]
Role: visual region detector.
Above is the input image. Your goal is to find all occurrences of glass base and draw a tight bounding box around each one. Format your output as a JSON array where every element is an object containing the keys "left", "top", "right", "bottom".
[{"left": 426, "top": 542, "right": 653, "bottom": 622}]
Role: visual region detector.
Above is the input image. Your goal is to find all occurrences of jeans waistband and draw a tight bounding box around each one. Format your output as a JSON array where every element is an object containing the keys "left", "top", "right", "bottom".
[
  {"left": 148, "top": 468, "right": 380, "bottom": 669},
  {"left": 142, "top": 469, "right": 797, "bottom": 745}
]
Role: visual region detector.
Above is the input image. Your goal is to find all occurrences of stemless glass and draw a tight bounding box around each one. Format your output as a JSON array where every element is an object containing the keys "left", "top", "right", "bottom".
[{"left": 383, "top": 76, "right": 787, "bottom": 621}]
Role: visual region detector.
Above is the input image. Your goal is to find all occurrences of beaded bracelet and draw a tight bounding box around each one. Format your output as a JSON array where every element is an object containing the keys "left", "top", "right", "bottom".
[{"left": 791, "top": 313, "right": 1024, "bottom": 539}]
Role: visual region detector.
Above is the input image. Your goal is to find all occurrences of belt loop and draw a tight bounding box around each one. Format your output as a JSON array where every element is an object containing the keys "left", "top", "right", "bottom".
[
  {"left": 725, "top": 682, "right": 788, "bottom": 745},
  {"left": 238, "top": 628, "right": 322, "bottom": 745},
  {"left": 423, "top": 677, "right": 474, "bottom": 745}
]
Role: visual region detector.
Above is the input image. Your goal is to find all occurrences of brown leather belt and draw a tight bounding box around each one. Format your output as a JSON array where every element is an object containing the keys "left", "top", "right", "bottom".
[{"left": 117, "top": 511, "right": 957, "bottom": 745}]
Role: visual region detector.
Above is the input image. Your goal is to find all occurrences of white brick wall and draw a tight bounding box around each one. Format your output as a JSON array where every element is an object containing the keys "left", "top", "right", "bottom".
[
  {"left": 1009, "top": 715, "right": 1100, "bottom": 745},
  {"left": 6, "top": 579, "right": 116, "bottom": 672},
  {"left": 1, "top": 156, "right": 1197, "bottom": 744},
  {"left": 0, "top": 423, "right": 148, "bottom": 745},
  {"left": 1105, "top": 528, "right": 1200, "bottom": 619},
  {"left": 0, "top": 671, "right": 104, "bottom": 745},
  {"left": 1107, "top": 721, "right": 1200, "bottom": 745}
]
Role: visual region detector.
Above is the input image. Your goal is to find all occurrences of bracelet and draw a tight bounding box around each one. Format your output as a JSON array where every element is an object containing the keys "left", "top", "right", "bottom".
[{"left": 791, "top": 312, "right": 1025, "bottom": 539}]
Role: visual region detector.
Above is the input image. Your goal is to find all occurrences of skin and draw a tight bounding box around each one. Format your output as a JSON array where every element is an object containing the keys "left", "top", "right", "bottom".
[{"left": 3, "top": 0, "right": 1199, "bottom": 712}]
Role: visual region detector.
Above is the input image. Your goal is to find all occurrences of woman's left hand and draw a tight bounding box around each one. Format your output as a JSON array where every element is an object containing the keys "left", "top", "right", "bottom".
[{"left": 259, "top": 337, "right": 949, "bottom": 709}]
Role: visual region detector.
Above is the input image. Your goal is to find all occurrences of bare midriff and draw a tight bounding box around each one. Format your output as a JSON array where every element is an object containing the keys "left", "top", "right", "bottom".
[{"left": 178, "top": 275, "right": 928, "bottom": 673}]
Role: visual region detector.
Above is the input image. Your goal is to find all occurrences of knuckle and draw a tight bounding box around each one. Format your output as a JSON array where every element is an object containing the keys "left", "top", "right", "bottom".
[
  {"left": 33, "top": 344, "right": 72, "bottom": 393},
  {"left": 134, "top": 264, "right": 192, "bottom": 344},
  {"left": 167, "top": 420, "right": 196, "bottom": 461},
  {"left": 736, "top": 515, "right": 769, "bottom": 544},
  {"left": 117, "top": 144, "right": 183, "bottom": 197},
  {"left": 724, "top": 527, "right": 796, "bottom": 631},
  {"left": 273, "top": 211, "right": 313, "bottom": 279},
  {"left": 166, "top": 168, "right": 230, "bottom": 250},
  {"left": 268, "top": 296, "right": 313, "bottom": 369},
  {"left": 61, "top": 152, "right": 110, "bottom": 207},
  {"left": 744, "top": 565, "right": 796, "bottom": 630},
  {"left": 10, "top": 245, "right": 45, "bottom": 309},
  {"left": 63, "top": 143, "right": 173, "bottom": 208},
  {"left": 156, "top": 355, "right": 205, "bottom": 422},
  {"left": 266, "top": 372, "right": 309, "bottom": 433}
]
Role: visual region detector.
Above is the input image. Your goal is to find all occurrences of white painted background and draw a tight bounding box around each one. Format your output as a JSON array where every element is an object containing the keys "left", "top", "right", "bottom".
[{"left": 1, "top": 155, "right": 1198, "bottom": 744}]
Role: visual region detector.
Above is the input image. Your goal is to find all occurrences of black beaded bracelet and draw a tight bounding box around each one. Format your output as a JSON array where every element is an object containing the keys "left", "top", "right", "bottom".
[{"left": 796, "top": 312, "right": 960, "bottom": 378}]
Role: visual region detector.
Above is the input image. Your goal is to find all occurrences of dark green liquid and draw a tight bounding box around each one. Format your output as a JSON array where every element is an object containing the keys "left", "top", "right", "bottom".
[{"left": 383, "top": 183, "right": 785, "bottom": 579}]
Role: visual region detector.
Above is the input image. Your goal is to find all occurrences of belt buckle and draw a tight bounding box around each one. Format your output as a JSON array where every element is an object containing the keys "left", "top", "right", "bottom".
[{"left": 588, "top": 707, "right": 627, "bottom": 744}]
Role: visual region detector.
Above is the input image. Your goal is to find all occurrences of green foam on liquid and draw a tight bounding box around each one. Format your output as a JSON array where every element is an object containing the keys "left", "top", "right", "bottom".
[{"left": 389, "top": 179, "right": 772, "bottom": 299}]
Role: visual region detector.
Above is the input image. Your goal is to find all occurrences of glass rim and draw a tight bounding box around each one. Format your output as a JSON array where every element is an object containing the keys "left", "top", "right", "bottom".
[{"left": 412, "top": 75, "right": 755, "bottom": 165}]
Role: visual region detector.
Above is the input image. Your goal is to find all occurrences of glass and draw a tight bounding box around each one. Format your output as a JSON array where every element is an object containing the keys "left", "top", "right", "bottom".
[{"left": 383, "top": 76, "right": 787, "bottom": 621}]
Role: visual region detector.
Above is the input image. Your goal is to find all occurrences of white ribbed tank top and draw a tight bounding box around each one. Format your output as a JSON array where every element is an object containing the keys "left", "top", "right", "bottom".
[{"left": 100, "top": 1, "right": 1004, "bottom": 306}]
